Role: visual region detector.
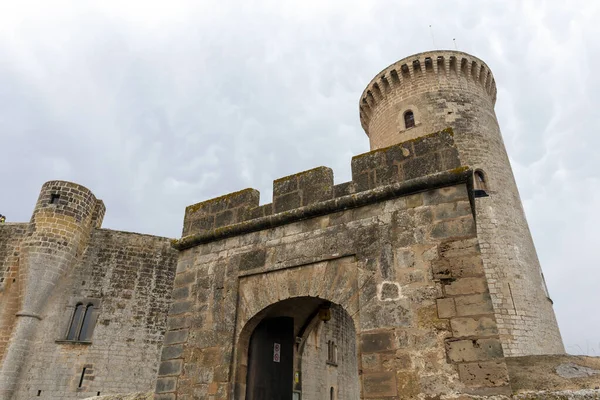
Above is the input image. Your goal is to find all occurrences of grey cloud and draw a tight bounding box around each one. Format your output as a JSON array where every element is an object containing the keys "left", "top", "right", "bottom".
[{"left": 1, "top": 0, "right": 599, "bottom": 354}]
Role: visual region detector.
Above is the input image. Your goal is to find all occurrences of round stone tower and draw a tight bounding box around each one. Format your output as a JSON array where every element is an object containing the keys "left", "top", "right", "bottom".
[
  {"left": 359, "top": 50, "right": 564, "bottom": 356},
  {"left": 0, "top": 181, "right": 104, "bottom": 399}
]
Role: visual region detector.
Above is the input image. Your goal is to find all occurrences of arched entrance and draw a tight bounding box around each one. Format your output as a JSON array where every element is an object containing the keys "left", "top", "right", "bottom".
[{"left": 238, "top": 297, "right": 359, "bottom": 400}]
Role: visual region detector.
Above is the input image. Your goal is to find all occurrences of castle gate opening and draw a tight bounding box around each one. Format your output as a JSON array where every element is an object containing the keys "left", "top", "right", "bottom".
[
  {"left": 246, "top": 316, "right": 294, "bottom": 400},
  {"left": 241, "top": 296, "right": 359, "bottom": 400}
]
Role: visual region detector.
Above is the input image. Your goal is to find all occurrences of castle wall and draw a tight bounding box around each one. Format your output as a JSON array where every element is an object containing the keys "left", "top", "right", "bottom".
[
  {"left": 359, "top": 51, "right": 564, "bottom": 356},
  {"left": 0, "top": 224, "right": 27, "bottom": 364},
  {"left": 300, "top": 305, "right": 359, "bottom": 400},
  {"left": 155, "top": 131, "right": 511, "bottom": 399},
  {"left": 9, "top": 228, "right": 177, "bottom": 399},
  {"left": 0, "top": 181, "right": 107, "bottom": 399}
]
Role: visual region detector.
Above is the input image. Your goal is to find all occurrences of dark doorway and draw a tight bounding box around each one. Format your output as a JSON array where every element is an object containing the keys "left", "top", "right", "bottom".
[{"left": 246, "top": 317, "right": 294, "bottom": 400}]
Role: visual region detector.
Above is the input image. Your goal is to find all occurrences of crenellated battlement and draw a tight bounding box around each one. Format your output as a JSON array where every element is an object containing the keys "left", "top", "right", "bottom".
[
  {"left": 179, "top": 128, "right": 464, "bottom": 245},
  {"left": 359, "top": 50, "right": 497, "bottom": 134}
]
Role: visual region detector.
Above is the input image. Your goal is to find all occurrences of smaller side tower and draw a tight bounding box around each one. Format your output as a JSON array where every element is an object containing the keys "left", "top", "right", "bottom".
[{"left": 0, "top": 181, "right": 104, "bottom": 399}]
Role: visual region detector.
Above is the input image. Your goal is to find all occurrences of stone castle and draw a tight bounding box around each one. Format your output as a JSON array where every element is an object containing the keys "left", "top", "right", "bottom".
[{"left": 1, "top": 50, "right": 599, "bottom": 400}]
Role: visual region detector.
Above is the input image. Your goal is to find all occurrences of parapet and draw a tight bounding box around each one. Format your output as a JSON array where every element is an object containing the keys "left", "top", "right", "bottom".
[
  {"left": 32, "top": 181, "right": 104, "bottom": 228},
  {"left": 359, "top": 50, "right": 497, "bottom": 134},
  {"left": 179, "top": 128, "right": 465, "bottom": 245}
]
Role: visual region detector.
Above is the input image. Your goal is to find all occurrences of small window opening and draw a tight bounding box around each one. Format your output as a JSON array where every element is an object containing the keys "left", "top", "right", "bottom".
[
  {"left": 474, "top": 171, "right": 487, "bottom": 190},
  {"left": 327, "top": 340, "right": 338, "bottom": 364},
  {"left": 78, "top": 368, "right": 86, "bottom": 388},
  {"left": 37, "top": 390, "right": 42, "bottom": 396},
  {"left": 97, "top": 392, "right": 101, "bottom": 396},
  {"left": 372, "top": 83, "right": 382, "bottom": 98},
  {"left": 424, "top": 57, "right": 433, "bottom": 72},
  {"left": 449, "top": 56, "right": 457, "bottom": 75},
  {"left": 404, "top": 110, "right": 415, "bottom": 129},
  {"left": 330, "top": 387, "right": 335, "bottom": 400},
  {"left": 50, "top": 194, "right": 60, "bottom": 204},
  {"left": 474, "top": 170, "right": 489, "bottom": 197},
  {"left": 366, "top": 91, "right": 375, "bottom": 105},
  {"left": 437, "top": 56, "right": 445, "bottom": 72},
  {"left": 66, "top": 303, "right": 96, "bottom": 341},
  {"left": 401, "top": 64, "right": 410, "bottom": 79},
  {"left": 460, "top": 58, "right": 468, "bottom": 75},
  {"left": 380, "top": 76, "right": 390, "bottom": 92},
  {"left": 412, "top": 60, "right": 421, "bottom": 74}
]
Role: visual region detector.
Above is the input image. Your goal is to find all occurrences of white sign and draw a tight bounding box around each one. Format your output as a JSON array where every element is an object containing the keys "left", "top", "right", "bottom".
[{"left": 273, "top": 343, "right": 281, "bottom": 363}]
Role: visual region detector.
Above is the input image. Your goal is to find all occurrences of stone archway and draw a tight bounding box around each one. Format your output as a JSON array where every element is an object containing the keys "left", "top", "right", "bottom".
[
  {"left": 232, "top": 256, "right": 361, "bottom": 400},
  {"left": 237, "top": 296, "right": 359, "bottom": 400}
]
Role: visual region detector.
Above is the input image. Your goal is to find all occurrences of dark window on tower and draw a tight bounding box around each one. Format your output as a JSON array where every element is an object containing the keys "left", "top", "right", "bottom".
[
  {"left": 66, "top": 303, "right": 97, "bottom": 341},
  {"left": 404, "top": 110, "right": 415, "bottom": 129},
  {"left": 473, "top": 170, "right": 490, "bottom": 198},
  {"left": 330, "top": 387, "right": 335, "bottom": 400},
  {"left": 50, "top": 194, "right": 60, "bottom": 204},
  {"left": 474, "top": 170, "right": 487, "bottom": 191}
]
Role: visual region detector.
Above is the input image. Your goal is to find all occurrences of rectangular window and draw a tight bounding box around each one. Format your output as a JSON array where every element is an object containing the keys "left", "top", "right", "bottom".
[
  {"left": 327, "top": 340, "right": 338, "bottom": 365},
  {"left": 61, "top": 299, "right": 100, "bottom": 343}
]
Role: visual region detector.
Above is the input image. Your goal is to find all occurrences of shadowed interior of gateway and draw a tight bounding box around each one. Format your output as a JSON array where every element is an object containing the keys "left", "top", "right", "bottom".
[{"left": 244, "top": 297, "right": 359, "bottom": 400}]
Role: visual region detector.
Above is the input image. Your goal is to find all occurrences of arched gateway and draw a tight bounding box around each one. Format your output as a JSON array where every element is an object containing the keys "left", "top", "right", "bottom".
[
  {"left": 236, "top": 296, "right": 359, "bottom": 400},
  {"left": 232, "top": 257, "right": 361, "bottom": 400}
]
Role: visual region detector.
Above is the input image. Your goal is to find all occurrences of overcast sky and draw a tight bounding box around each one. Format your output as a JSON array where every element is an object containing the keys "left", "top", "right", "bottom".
[{"left": 1, "top": 0, "right": 598, "bottom": 356}]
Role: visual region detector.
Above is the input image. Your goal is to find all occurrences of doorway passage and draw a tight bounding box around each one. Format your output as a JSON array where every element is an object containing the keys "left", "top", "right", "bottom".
[{"left": 242, "top": 297, "right": 359, "bottom": 400}]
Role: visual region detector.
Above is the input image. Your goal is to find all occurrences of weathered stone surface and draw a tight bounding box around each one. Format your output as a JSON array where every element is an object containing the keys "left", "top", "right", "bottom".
[
  {"left": 0, "top": 179, "right": 177, "bottom": 400},
  {"left": 451, "top": 316, "right": 498, "bottom": 338},
  {"left": 362, "top": 371, "right": 398, "bottom": 397},
  {"left": 155, "top": 377, "right": 177, "bottom": 393},
  {"left": 507, "top": 355, "right": 600, "bottom": 394},
  {"left": 161, "top": 345, "right": 183, "bottom": 360},
  {"left": 455, "top": 293, "right": 495, "bottom": 316},
  {"left": 445, "top": 277, "right": 487, "bottom": 296},
  {"left": 360, "top": 330, "right": 396, "bottom": 353},
  {"left": 446, "top": 338, "right": 504, "bottom": 363},
  {"left": 158, "top": 360, "right": 183, "bottom": 377},
  {"left": 458, "top": 361, "right": 510, "bottom": 387},
  {"left": 437, "top": 298, "right": 457, "bottom": 319}
]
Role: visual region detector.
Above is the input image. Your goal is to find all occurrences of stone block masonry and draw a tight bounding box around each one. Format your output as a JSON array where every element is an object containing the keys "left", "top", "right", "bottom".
[
  {"left": 360, "top": 50, "right": 564, "bottom": 356},
  {"left": 3, "top": 227, "right": 178, "bottom": 399},
  {"left": 0, "top": 181, "right": 178, "bottom": 400},
  {"left": 158, "top": 130, "right": 512, "bottom": 399},
  {"left": 0, "top": 223, "right": 27, "bottom": 363}
]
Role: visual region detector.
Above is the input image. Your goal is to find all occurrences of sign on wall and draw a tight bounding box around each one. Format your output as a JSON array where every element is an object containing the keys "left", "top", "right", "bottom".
[{"left": 273, "top": 343, "right": 281, "bottom": 362}]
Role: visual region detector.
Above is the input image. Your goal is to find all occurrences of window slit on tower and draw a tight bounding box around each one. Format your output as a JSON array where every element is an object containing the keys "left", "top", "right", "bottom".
[
  {"left": 327, "top": 340, "right": 338, "bottom": 365},
  {"left": 50, "top": 194, "right": 60, "bottom": 204},
  {"left": 404, "top": 110, "right": 415, "bottom": 129},
  {"left": 473, "top": 170, "right": 489, "bottom": 198},
  {"left": 78, "top": 368, "right": 86, "bottom": 388}
]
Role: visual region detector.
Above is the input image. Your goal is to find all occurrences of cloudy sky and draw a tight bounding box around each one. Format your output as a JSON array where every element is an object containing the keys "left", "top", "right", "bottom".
[{"left": 1, "top": 0, "right": 598, "bottom": 355}]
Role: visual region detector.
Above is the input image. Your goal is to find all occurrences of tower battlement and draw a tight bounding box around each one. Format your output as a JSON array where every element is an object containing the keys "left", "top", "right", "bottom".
[{"left": 359, "top": 50, "right": 497, "bottom": 134}]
